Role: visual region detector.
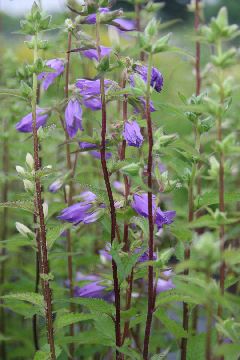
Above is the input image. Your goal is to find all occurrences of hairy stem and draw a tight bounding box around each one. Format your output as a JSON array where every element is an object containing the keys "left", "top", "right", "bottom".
[
  {"left": 96, "top": 12, "right": 122, "bottom": 359},
  {"left": 32, "top": 34, "right": 56, "bottom": 359},
  {"left": 64, "top": 30, "right": 75, "bottom": 359},
  {"left": 143, "top": 53, "right": 155, "bottom": 360},
  {"left": 0, "top": 118, "right": 9, "bottom": 360}
]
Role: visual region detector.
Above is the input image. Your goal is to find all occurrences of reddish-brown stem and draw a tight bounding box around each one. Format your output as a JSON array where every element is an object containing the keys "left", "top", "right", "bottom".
[
  {"left": 217, "top": 111, "right": 225, "bottom": 318},
  {"left": 32, "top": 35, "right": 56, "bottom": 359},
  {"left": 64, "top": 30, "right": 75, "bottom": 359},
  {"left": 205, "top": 271, "right": 213, "bottom": 360},
  {"left": 96, "top": 13, "right": 122, "bottom": 359},
  {"left": 0, "top": 119, "right": 9, "bottom": 360},
  {"left": 143, "top": 55, "right": 155, "bottom": 360},
  {"left": 135, "top": 3, "right": 144, "bottom": 61}
]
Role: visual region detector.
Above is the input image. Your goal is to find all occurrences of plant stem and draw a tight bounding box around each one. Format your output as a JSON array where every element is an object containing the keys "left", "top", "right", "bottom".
[
  {"left": 32, "top": 34, "right": 56, "bottom": 360},
  {"left": 64, "top": 29, "right": 75, "bottom": 359},
  {"left": 119, "top": 71, "right": 133, "bottom": 344},
  {"left": 0, "top": 118, "right": 9, "bottom": 360},
  {"left": 135, "top": 3, "right": 144, "bottom": 62},
  {"left": 205, "top": 272, "right": 213, "bottom": 360},
  {"left": 143, "top": 53, "right": 155, "bottom": 360},
  {"left": 192, "top": 0, "right": 202, "bottom": 334},
  {"left": 96, "top": 12, "right": 122, "bottom": 359}
]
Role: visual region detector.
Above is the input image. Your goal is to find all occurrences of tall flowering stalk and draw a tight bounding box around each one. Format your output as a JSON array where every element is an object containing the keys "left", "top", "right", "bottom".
[
  {"left": 95, "top": 10, "right": 122, "bottom": 359},
  {"left": 181, "top": 1, "right": 202, "bottom": 357}
]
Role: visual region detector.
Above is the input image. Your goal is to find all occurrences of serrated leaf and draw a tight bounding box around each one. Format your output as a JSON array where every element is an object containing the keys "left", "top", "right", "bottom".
[
  {"left": 47, "top": 224, "right": 71, "bottom": 250},
  {"left": 0, "top": 201, "right": 34, "bottom": 213},
  {"left": 55, "top": 312, "right": 94, "bottom": 330},
  {"left": 195, "top": 191, "right": 240, "bottom": 209},
  {"left": 154, "top": 308, "right": 187, "bottom": 339},
  {"left": 68, "top": 297, "right": 114, "bottom": 314},
  {"left": 1, "top": 292, "right": 44, "bottom": 314}
]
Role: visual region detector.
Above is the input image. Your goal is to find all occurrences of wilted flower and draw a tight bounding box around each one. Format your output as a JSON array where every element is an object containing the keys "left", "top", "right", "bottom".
[
  {"left": 16, "top": 108, "right": 48, "bottom": 133},
  {"left": 65, "top": 99, "right": 83, "bottom": 138},
  {"left": 131, "top": 65, "right": 164, "bottom": 93},
  {"left": 123, "top": 120, "right": 143, "bottom": 147},
  {"left": 58, "top": 191, "right": 103, "bottom": 225},
  {"left": 49, "top": 179, "right": 62, "bottom": 193},
  {"left": 156, "top": 270, "right": 175, "bottom": 293},
  {"left": 81, "top": 46, "right": 112, "bottom": 60},
  {"left": 131, "top": 193, "right": 176, "bottom": 229},
  {"left": 38, "top": 59, "right": 64, "bottom": 90}
]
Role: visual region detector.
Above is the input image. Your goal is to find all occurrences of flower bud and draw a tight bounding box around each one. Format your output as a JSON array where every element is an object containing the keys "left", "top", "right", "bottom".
[
  {"left": 65, "top": 18, "right": 75, "bottom": 31},
  {"left": 42, "top": 202, "right": 48, "bottom": 219},
  {"left": 16, "top": 166, "right": 25, "bottom": 175},
  {"left": 16, "top": 222, "right": 33, "bottom": 237},
  {"left": 26, "top": 153, "right": 34, "bottom": 170},
  {"left": 23, "top": 179, "right": 34, "bottom": 193},
  {"left": 121, "top": 163, "right": 141, "bottom": 177}
]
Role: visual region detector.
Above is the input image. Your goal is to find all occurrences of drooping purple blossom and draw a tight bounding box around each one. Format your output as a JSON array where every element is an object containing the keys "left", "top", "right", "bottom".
[
  {"left": 38, "top": 59, "right": 64, "bottom": 90},
  {"left": 81, "top": 46, "right": 112, "bottom": 60},
  {"left": 99, "top": 247, "right": 157, "bottom": 264},
  {"left": 58, "top": 191, "right": 102, "bottom": 225},
  {"left": 85, "top": 7, "right": 109, "bottom": 24},
  {"left": 16, "top": 108, "right": 48, "bottom": 133},
  {"left": 79, "top": 142, "right": 97, "bottom": 150},
  {"left": 48, "top": 179, "right": 62, "bottom": 193},
  {"left": 123, "top": 120, "right": 143, "bottom": 147},
  {"left": 76, "top": 78, "right": 114, "bottom": 111},
  {"left": 131, "top": 193, "right": 176, "bottom": 229},
  {"left": 113, "top": 181, "right": 125, "bottom": 195},
  {"left": 90, "top": 150, "right": 112, "bottom": 160},
  {"left": 74, "top": 281, "right": 113, "bottom": 301},
  {"left": 65, "top": 99, "right": 83, "bottom": 138},
  {"left": 130, "top": 65, "right": 164, "bottom": 93},
  {"left": 156, "top": 270, "right": 175, "bottom": 293},
  {"left": 112, "top": 18, "right": 136, "bottom": 32}
]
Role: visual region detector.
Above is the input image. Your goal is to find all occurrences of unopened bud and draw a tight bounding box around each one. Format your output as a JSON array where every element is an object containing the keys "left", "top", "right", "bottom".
[
  {"left": 23, "top": 179, "right": 34, "bottom": 193},
  {"left": 16, "top": 222, "right": 33, "bottom": 237},
  {"left": 26, "top": 153, "right": 34, "bottom": 170},
  {"left": 16, "top": 166, "right": 25, "bottom": 175},
  {"left": 42, "top": 202, "right": 48, "bottom": 219}
]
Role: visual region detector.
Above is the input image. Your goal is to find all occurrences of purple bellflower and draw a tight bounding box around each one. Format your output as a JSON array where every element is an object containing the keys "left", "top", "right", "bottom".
[
  {"left": 76, "top": 78, "right": 114, "bottom": 111},
  {"left": 48, "top": 179, "right": 62, "bottom": 193},
  {"left": 85, "top": 7, "right": 109, "bottom": 24},
  {"left": 79, "top": 142, "right": 112, "bottom": 160},
  {"left": 74, "top": 281, "right": 113, "bottom": 301},
  {"left": 131, "top": 65, "right": 164, "bottom": 93},
  {"left": 99, "top": 247, "right": 157, "bottom": 264},
  {"left": 38, "top": 59, "right": 64, "bottom": 91},
  {"left": 91, "top": 151, "right": 112, "bottom": 160},
  {"left": 65, "top": 99, "right": 83, "bottom": 138},
  {"left": 79, "top": 141, "right": 97, "bottom": 150},
  {"left": 123, "top": 120, "right": 143, "bottom": 147},
  {"left": 58, "top": 191, "right": 102, "bottom": 225},
  {"left": 156, "top": 270, "right": 175, "bottom": 294},
  {"left": 112, "top": 18, "right": 136, "bottom": 32},
  {"left": 81, "top": 46, "right": 112, "bottom": 60},
  {"left": 131, "top": 193, "right": 176, "bottom": 230},
  {"left": 16, "top": 108, "right": 48, "bottom": 133}
]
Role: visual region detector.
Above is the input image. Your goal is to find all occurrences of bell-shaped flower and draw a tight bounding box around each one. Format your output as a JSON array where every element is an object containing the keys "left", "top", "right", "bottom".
[
  {"left": 48, "top": 179, "right": 62, "bottom": 193},
  {"left": 156, "top": 270, "right": 175, "bottom": 293},
  {"left": 58, "top": 191, "right": 102, "bottom": 225},
  {"left": 131, "top": 193, "right": 176, "bottom": 229},
  {"left": 85, "top": 7, "right": 109, "bottom": 24},
  {"left": 38, "top": 59, "right": 64, "bottom": 90},
  {"left": 81, "top": 46, "right": 112, "bottom": 60},
  {"left": 65, "top": 99, "right": 83, "bottom": 138},
  {"left": 74, "top": 280, "right": 113, "bottom": 301},
  {"left": 123, "top": 120, "right": 143, "bottom": 147},
  {"left": 16, "top": 108, "right": 48, "bottom": 132},
  {"left": 130, "top": 65, "right": 164, "bottom": 93}
]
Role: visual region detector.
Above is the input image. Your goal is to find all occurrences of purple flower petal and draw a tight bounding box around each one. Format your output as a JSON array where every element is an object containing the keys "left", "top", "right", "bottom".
[
  {"left": 123, "top": 120, "right": 143, "bottom": 147},
  {"left": 81, "top": 46, "right": 112, "bottom": 60},
  {"left": 38, "top": 59, "right": 64, "bottom": 91},
  {"left": 65, "top": 99, "right": 83, "bottom": 138},
  {"left": 16, "top": 108, "right": 48, "bottom": 133}
]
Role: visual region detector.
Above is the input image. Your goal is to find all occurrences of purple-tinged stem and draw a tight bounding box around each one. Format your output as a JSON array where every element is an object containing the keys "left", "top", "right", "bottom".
[
  {"left": 32, "top": 34, "right": 56, "bottom": 360},
  {"left": 95, "top": 12, "right": 122, "bottom": 360},
  {"left": 143, "top": 53, "right": 155, "bottom": 360},
  {"left": 0, "top": 118, "right": 9, "bottom": 360}
]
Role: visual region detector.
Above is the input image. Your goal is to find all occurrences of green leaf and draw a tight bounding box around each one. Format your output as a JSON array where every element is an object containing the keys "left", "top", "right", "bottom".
[
  {"left": 171, "top": 223, "right": 192, "bottom": 243},
  {"left": 187, "top": 334, "right": 205, "bottom": 360},
  {"left": 94, "top": 314, "right": 115, "bottom": 342},
  {"left": 55, "top": 312, "right": 94, "bottom": 330},
  {"left": 154, "top": 308, "right": 187, "bottom": 339},
  {"left": 151, "top": 348, "right": 170, "bottom": 359},
  {"left": 195, "top": 191, "right": 240, "bottom": 209},
  {"left": 0, "top": 201, "right": 34, "bottom": 213},
  {"left": 1, "top": 292, "right": 45, "bottom": 314},
  {"left": 215, "top": 344, "right": 240, "bottom": 360},
  {"left": 68, "top": 297, "right": 114, "bottom": 314},
  {"left": 47, "top": 224, "right": 71, "bottom": 250}
]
